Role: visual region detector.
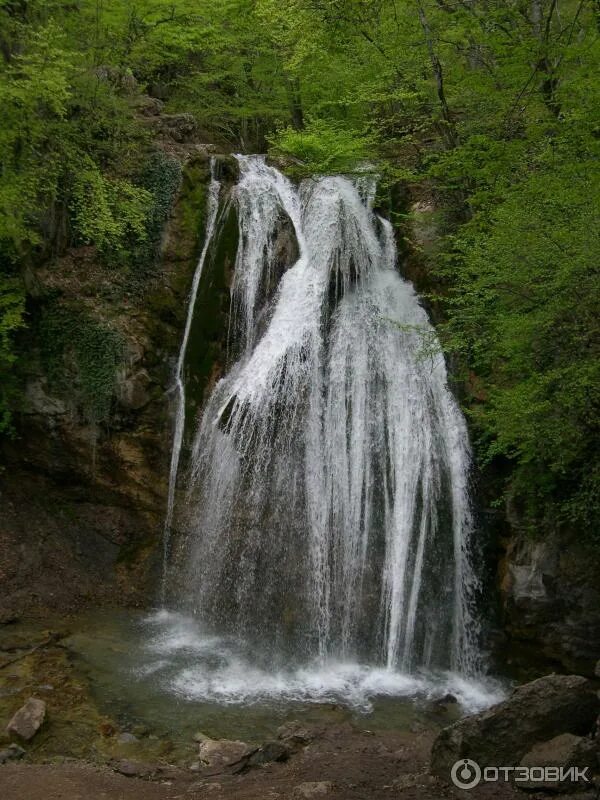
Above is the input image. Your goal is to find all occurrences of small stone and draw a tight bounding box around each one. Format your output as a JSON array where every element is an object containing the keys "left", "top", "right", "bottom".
[
  {"left": 190, "top": 783, "right": 222, "bottom": 793},
  {"left": 433, "top": 693, "right": 457, "bottom": 706},
  {"left": 198, "top": 737, "right": 254, "bottom": 769},
  {"left": 6, "top": 698, "right": 46, "bottom": 741},
  {"left": 193, "top": 731, "right": 212, "bottom": 743},
  {"left": 189, "top": 761, "right": 201, "bottom": 772},
  {"left": 248, "top": 740, "right": 291, "bottom": 766},
  {"left": 117, "top": 732, "right": 139, "bottom": 744},
  {"left": 277, "top": 720, "right": 314, "bottom": 746},
  {"left": 0, "top": 744, "right": 26, "bottom": 764},
  {"left": 594, "top": 660, "right": 600, "bottom": 679},
  {"left": 99, "top": 722, "right": 116, "bottom": 737},
  {"left": 112, "top": 759, "right": 157, "bottom": 778},
  {"left": 293, "top": 781, "right": 334, "bottom": 798}
]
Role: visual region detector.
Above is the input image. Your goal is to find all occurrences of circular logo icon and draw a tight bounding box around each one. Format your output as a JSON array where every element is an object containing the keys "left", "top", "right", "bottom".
[{"left": 451, "top": 758, "right": 482, "bottom": 789}]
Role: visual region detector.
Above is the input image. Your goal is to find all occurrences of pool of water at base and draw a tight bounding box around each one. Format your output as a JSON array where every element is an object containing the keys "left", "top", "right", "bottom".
[{"left": 60, "top": 608, "right": 506, "bottom": 745}]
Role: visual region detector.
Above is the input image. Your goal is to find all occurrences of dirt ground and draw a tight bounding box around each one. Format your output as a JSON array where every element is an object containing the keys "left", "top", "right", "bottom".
[{"left": 1, "top": 721, "right": 573, "bottom": 800}]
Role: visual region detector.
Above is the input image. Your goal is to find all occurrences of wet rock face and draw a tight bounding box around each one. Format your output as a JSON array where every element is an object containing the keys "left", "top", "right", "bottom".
[
  {"left": 6, "top": 698, "right": 46, "bottom": 741},
  {"left": 499, "top": 530, "right": 600, "bottom": 676},
  {"left": 430, "top": 675, "right": 600, "bottom": 783},
  {"left": 0, "top": 152, "right": 226, "bottom": 618}
]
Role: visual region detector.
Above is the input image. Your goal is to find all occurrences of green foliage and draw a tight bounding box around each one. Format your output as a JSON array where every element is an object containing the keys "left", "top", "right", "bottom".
[
  {"left": 39, "top": 306, "right": 124, "bottom": 426},
  {"left": 0, "top": 19, "right": 71, "bottom": 257},
  {"left": 270, "top": 119, "right": 376, "bottom": 175},
  {"left": 439, "top": 155, "right": 600, "bottom": 531},
  {"left": 1, "top": 0, "right": 598, "bottom": 543},
  {"left": 71, "top": 160, "right": 152, "bottom": 254},
  {"left": 138, "top": 151, "right": 182, "bottom": 265}
]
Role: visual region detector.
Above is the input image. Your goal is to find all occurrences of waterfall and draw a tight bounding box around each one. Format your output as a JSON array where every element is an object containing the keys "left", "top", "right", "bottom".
[
  {"left": 159, "top": 156, "right": 485, "bottom": 706},
  {"left": 161, "top": 159, "right": 221, "bottom": 600}
]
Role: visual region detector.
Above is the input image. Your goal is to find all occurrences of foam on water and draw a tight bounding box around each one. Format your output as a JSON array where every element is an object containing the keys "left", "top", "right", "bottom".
[{"left": 139, "top": 612, "right": 503, "bottom": 714}]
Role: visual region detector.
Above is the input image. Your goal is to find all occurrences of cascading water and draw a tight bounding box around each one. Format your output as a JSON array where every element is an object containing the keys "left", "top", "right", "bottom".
[
  {"left": 155, "top": 156, "right": 493, "bottom": 710},
  {"left": 161, "top": 159, "right": 221, "bottom": 599}
]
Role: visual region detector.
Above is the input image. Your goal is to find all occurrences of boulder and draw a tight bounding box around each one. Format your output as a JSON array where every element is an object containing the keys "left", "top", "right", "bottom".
[
  {"left": 519, "top": 733, "right": 597, "bottom": 792},
  {"left": 6, "top": 698, "right": 46, "bottom": 741},
  {"left": 293, "top": 782, "right": 334, "bottom": 798},
  {"left": 430, "top": 674, "right": 599, "bottom": 780},
  {"left": 198, "top": 737, "right": 255, "bottom": 770}
]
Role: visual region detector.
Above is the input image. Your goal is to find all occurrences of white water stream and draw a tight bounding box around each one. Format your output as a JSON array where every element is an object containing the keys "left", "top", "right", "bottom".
[
  {"left": 159, "top": 156, "right": 497, "bottom": 709},
  {"left": 162, "top": 159, "right": 221, "bottom": 599}
]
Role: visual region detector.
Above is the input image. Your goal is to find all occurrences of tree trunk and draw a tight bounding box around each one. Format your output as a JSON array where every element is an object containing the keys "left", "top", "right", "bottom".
[
  {"left": 288, "top": 77, "right": 304, "bottom": 131},
  {"left": 416, "top": 0, "right": 458, "bottom": 149}
]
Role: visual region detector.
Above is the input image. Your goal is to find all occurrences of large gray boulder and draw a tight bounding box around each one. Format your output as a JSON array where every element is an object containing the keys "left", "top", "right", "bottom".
[
  {"left": 519, "top": 733, "right": 597, "bottom": 792},
  {"left": 430, "top": 674, "right": 599, "bottom": 780},
  {"left": 6, "top": 698, "right": 46, "bottom": 741}
]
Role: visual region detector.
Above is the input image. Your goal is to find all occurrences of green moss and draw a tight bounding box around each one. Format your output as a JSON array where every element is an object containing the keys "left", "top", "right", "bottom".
[
  {"left": 39, "top": 304, "right": 124, "bottom": 426},
  {"left": 183, "top": 203, "right": 239, "bottom": 423},
  {"left": 176, "top": 160, "right": 211, "bottom": 258}
]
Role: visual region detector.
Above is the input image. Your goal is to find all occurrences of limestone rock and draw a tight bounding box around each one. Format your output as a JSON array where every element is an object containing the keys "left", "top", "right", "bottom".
[
  {"left": 6, "top": 698, "right": 46, "bottom": 741},
  {"left": 519, "top": 733, "right": 597, "bottom": 792},
  {"left": 24, "top": 380, "right": 67, "bottom": 416},
  {"left": 293, "top": 781, "right": 334, "bottom": 798},
  {"left": 159, "top": 113, "right": 198, "bottom": 143},
  {"left": 430, "top": 674, "right": 599, "bottom": 780},
  {"left": 116, "top": 369, "right": 151, "bottom": 410},
  {"left": 198, "top": 737, "right": 254, "bottom": 769},
  {"left": 499, "top": 530, "right": 600, "bottom": 676}
]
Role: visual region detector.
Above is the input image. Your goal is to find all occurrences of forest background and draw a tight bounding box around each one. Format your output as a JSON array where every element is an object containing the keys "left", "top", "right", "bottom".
[{"left": 0, "top": 0, "right": 598, "bottom": 542}]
